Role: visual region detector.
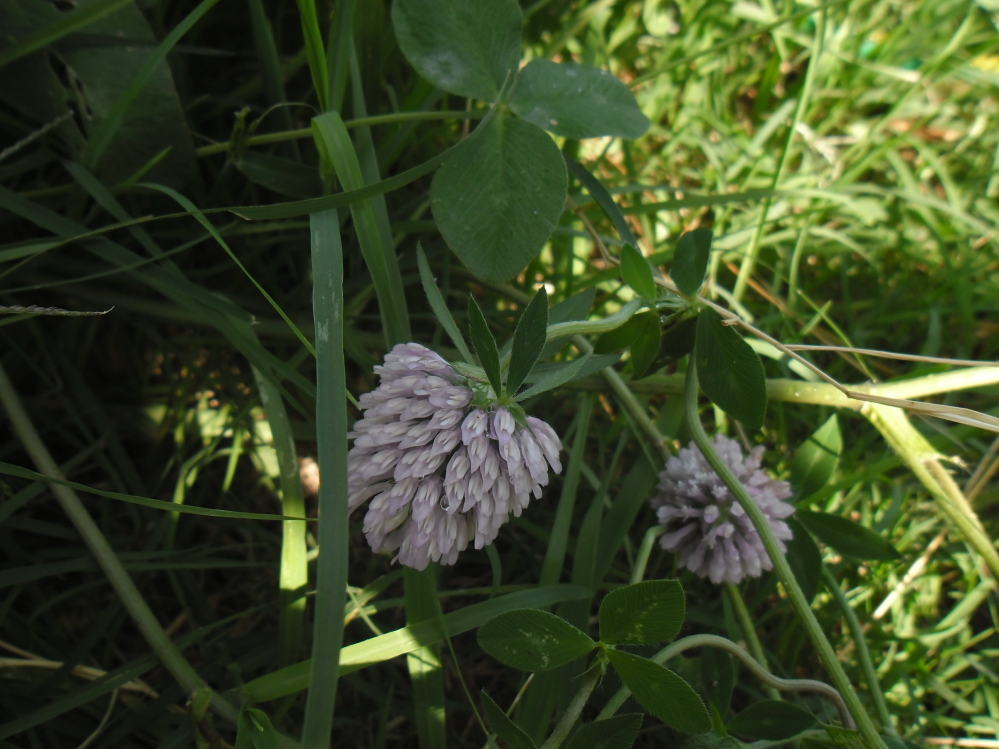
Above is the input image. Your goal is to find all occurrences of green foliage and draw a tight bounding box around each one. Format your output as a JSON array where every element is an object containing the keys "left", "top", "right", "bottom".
[
  {"left": 785, "top": 517, "right": 824, "bottom": 602},
  {"left": 619, "top": 244, "right": 657, "bottom": 300},
  {"left": 604, "top": 649, "right": 710, "bottom": 734},
  {"left": 510, "top": 59, "right": 650, "bottom": 139},
  {"left": 2, "top": 0, "right": 997, "bottom": 745},
  {"left": 416, "top": 244, "right": 474, "bottom": 364},
  {"left": 507, "top": 288, "right": 550, "bottom": 395},
  {"left": 563, "top": 714, "right": 643, "bottom": 749},
  {"left": 477, "top": 609, "right": 595, "bottom": 672},
  {"left": 598, "top": 579, "right": 684, "bottom": 645},
  {"left": 431, "top": 113, "right": 568, "bottom": 282},
  {"left": 671, "top": 229, "right": 713, "bottom": 296},
  {"left": 797, "top": 510, "right": 902, "bottom": 561},
  {"left": 395, "top": 0, "right": 647, "bottom": 281},
  {"left": 699, "top": 648, "right": 735, "bottom": 715},
  {"left": 468, "top": 295, "right": 504, "bottom": 395},
  {"left": 482, "top": 690, "right": 536, "bottom": 749},
  {"left": 392, "top": 0, "right": 522, "bottom": 101},
  {"left": 236, "top": 708, "right": 283, "bottom": 749},
  {"left": 792, "top": 415, "right": 843, "bottom": 501},
  {"left": 693, "top": 308, "right": 767, "bottom": 429},
  {"left": 727, "top": 700, "right": 816, "bottom": 740}
]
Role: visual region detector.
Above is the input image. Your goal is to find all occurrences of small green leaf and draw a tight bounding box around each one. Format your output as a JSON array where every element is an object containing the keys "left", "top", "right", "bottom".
[
  {"left": 658, "top": 315, "right": 697, "bottom": 363},
  {"left": 605, "top": 649, "right": 710, "bottom": 734},
  {"left": 727, "top": 700, "right": 816, "bottom": 741},
  {"left": 507, "top": 287, "right": 549, "bottom": 394},
  {"left": 620, "top": 244, "right": 657, "bottom": 299},
  {"left": 432, "top": 114, "right": 568, "bottom": 282},
  {"left": 594, "top": 315, "right": 645, "bottom": 355},
  {"left": 549, "top": 288, "right": 596, "bottom": 325},
  {"left": 515, "top": 353, "right": 605, "bottom": 401},
  {"left": 477, "top": 609, "right": 595, "bottom": 672},
  {"left": 823, "top": 724, "right": 868, "bottom": 748},
  {"left": 598, "top": 579, "right": 684, "bottom": 645},
  {"left": 699, "top": 648, "right": 734, "bottom": 714},
  {"left": 694, "top": 308, "right": 766, "bottom": 430},
  {"left": 629, "top": 311, "right": 662, "bottom": 378},
  {"left": 791, "top": 415, "right": 842, "bottom": 500},
  {"left": 797, "top": 510, "right": 901, "bottom": 561},
  {"left": 391, "top": 0, "right": 522, "bottom": 101},
  {"left": 510, "top": 59, "right": 649, "bottom": 139},
  {"left": 234, "top": 152, "right": 321, "bottom": 199},
  {"left": 236, "top": 707, "right": 281, "bottom": 749},
  {"left": 566, "top": 159, "right": 637, "bottom": 246},
  {"left": 468, "top": 296, "right": 503, "bottom": 396},
  {"left": 481, "top": 690, "right": 536, "bottom": 749},
  {"left": 416, "top": 244, "right": 474, "bottom": 364},
  {"left": 672, "top": 229, "right": 713, "bottom": 295},
  {"left": 785, "top": 517, "right": 822, "bottom": 602},
  {"left": 564, "top": 714, "right": 643, "bottom": 749}
]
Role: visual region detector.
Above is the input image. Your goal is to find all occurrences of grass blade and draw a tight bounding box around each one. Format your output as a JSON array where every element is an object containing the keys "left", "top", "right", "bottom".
[
  {"left": 242, "top": 584, "right": 591, "bottom": 702},
  {"left": 539, "top": 398, "right": 590, "bottom": 585},
  {"left": 80, "top": 0, "right": 222, "bottom": 169},
  {"left": 296, "top": 0, "right": 331, "bottom": 112},
  {"left": 0, "top": 462, "right": 298, "bottom": 521},
  {"left": 253, "top": 366, "right": 309, "bottom": 666},
  {"left": 416, "top": 244, "right": 474, "bottom": 363},
  {"left": 0, "top": 0, "right": 132, "bottom": 68},
  {"left": 312, "top": 111, "right": 412, "bottom": 345},
  {"left": 404, "top": 568, "right": 447, "bottom": 748},
  {"left": 301, "top": 209, "right": 349, "bottom": 748}
]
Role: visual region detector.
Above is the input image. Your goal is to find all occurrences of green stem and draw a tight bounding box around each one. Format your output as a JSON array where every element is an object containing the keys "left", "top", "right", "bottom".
[
  {"left": 725, "top": 583, "right": 780, "bottom": 700},
  {"left": 572, "top": 335, "right": 670, "bottom": 463},
  {"left": 596, "top": 633, "right": 851, "bottom": 728},
  {"left": 821, "top": 567, "right": 897, "bottom": 736},
  {"left": 732, "top": 4, "right": 825, "bottom": 302},
  {"left": 600, "top": 364, "right": 999, "bottom": 409},
  {"left": 195, "top": 110, "right": 488, "bottom": 157},
  {"left": 630, "top": 526, "right": 666, "bottom": 584},
  {"left": 545, "top": 299, "right": 644, "bottom": 341},
  {"left": 861, "top": 403, "right": 999, "bottom": 581},
  {"left": 683, "top": 363, "right": 884, "bottom": 746},
  {"left": 539, "top": 665, "right": 602, "bottom": 749},
  {"left": 0, "top": 362, "right": 239, "bottom": 724}
]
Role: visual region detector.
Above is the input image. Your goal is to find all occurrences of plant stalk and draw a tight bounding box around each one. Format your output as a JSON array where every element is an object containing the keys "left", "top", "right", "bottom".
[
  {"left": 539, "top": 665, "right": 602, "bottom": 749},
  {"left": 683, "top": 363, "right": 884, "bottom": 746}
]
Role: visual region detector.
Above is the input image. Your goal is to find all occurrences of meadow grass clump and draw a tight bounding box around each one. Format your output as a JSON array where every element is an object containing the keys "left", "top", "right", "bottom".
[{"left": 1, "top": 1, "right": 997, "bottom": 747}]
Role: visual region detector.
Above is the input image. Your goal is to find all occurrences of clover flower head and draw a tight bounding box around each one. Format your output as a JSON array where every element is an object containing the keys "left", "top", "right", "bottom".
[
  {"left": 651, "top": 435, "right": 794, "bottom": 585},
  {"left": 348, "top": 343, "right": 562, "bottom": 570}
]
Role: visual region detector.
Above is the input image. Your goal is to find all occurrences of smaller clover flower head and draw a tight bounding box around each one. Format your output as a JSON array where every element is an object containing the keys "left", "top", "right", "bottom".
[
  {"left": 348, "top": 343, "right": 562, "bottom": 570},
  {"left": 651, "top": 435, "right": 794, "bottom": 585}
]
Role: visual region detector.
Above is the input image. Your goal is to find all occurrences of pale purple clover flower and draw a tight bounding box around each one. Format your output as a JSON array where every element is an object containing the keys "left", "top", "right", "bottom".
[
  {"left": 651, "top": 435, "right": 794, "bottom": 585},
  {"left": 347, "top": 343, "right": 562, "bottom": 570}
]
